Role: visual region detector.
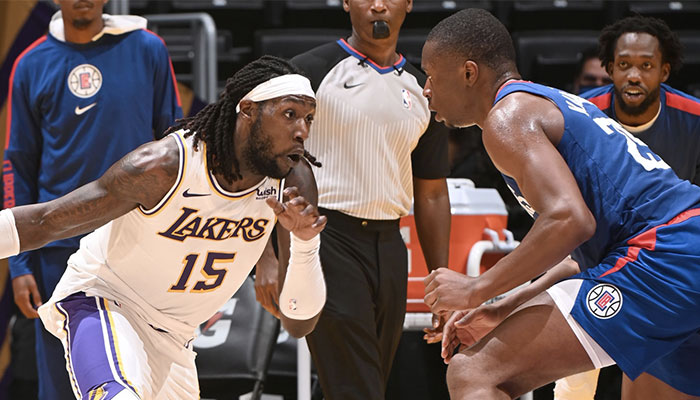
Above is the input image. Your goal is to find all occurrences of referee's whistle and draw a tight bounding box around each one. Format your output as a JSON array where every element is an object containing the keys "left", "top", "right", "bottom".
[{"left": 373, "top": 20, "right": 390, "bottom": 39}]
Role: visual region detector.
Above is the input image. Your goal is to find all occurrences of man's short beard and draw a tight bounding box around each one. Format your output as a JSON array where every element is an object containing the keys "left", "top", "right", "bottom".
[
  {"left": 72, "top": 18, "right": 93, "bottom": 29},
  {"left": 243, "top": 115, "right": 290, "bottom": 179},
  {"left": 616, "top": 86, "right": 660, "bottom": 116}
]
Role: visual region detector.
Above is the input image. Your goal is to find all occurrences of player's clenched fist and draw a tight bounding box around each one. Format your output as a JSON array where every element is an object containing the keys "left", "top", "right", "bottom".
[{"left": 423, "top": 267, "right": 479, "bottom": 315}]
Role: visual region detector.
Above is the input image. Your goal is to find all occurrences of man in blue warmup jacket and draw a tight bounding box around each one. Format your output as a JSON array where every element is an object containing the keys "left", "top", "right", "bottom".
[
  {"left": 4, "top": 0, "right": 182, "bottom": 398},
  {"left": 583, "top": 16, "right": 700, "bottom": 186}
]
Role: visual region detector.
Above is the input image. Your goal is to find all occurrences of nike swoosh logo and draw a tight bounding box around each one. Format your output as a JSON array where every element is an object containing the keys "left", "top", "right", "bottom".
[
  {"left": 183, "top": 189, "right": 210, "bottom": 198},
  {"left": 343, "top": 82, "right": 364, "bottom": 89},
  {"left": 74, "top": 103, "right": 97, "bottom": 115}
]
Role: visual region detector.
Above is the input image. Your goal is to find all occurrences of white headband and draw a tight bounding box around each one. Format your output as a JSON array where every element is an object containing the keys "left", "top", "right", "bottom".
[{"left": 235, "top": 74, "right": 315, "bottom": 112}]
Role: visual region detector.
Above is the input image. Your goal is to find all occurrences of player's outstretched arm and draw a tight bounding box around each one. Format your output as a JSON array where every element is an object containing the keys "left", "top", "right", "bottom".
[
  {"left": 266, "top": 159, "right": 327, "bottom": 338},
  {"left": 1, "top": 137, "right": 179, "bottom": 257}
]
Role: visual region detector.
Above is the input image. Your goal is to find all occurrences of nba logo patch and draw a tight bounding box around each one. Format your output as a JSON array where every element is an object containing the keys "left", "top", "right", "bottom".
[
  {"left": 586, "top": 283, "right": 622, "bottom": 319},
  {"left": 401, "top": 89, "right": 412, "bottom": 110}
]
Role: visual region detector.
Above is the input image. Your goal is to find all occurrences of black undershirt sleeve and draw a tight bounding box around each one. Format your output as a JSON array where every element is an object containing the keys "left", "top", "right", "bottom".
[{"left": 411, "top": 115, "right": 450, "bottom": 179}]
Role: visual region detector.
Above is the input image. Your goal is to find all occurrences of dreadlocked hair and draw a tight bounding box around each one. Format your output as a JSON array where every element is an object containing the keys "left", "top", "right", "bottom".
[{"left": 164, "top": 55, "right": 320, "bottom": 183}]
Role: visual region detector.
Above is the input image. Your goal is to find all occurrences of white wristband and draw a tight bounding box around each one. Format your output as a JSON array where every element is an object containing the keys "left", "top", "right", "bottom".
[
  {"left": 280, "top": 233, "right": 326, "bottom": 320},
  {"left": 0, "top": 209, "right": 20, "bottom": 259}
]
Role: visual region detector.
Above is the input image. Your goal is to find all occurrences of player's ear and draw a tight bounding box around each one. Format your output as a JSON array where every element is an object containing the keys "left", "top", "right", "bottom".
[
  {"left": 237, "top": 100, "right": 255, "bottom": 120},
  {"left": 237, "top": 100, "right": 258, "bottom": 124},
  {"left": 464, "top": 60, "right": 478, "bottom": 86},
  {"left": 343, "top": 0, "right": 350, "bottom": 13},
  {"left": 405, "top": 0, "right": 413, "bottom": 13},
  {"left": 660, "top": 62, "right": 670, "bottom": 83},
  {"left": 606, "top": 62, "right": 614, "bottom": 76}
]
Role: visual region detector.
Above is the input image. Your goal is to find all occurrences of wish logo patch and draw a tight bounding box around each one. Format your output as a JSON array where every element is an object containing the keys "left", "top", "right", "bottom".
[
  {"left": 256, "top": 185, "right": 278, "bottom": 200},
  {"left": 586, "top": 283, "right": 622, "bottom": 319}
]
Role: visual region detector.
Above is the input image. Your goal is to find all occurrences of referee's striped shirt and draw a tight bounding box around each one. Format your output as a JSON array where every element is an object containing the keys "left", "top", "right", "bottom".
[{"left": 291, "top": 39, "right": 449, "bottom": 220}]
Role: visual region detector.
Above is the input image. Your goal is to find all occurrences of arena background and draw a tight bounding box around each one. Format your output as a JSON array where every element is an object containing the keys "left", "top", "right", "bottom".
[{"left": 1, "top": 1, "right": 699, "bottom": 399}]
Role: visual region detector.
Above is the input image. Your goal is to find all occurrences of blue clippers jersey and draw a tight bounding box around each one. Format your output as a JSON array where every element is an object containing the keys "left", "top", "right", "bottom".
[
  {"left": 496, "top": 81, "right": 700, "bottom": 269},
  {"left": 582, "top": 83, "right": 700, "bottom": 185},
  {"left": 4, "top": 18, "right": 182, "bottom": 277}
]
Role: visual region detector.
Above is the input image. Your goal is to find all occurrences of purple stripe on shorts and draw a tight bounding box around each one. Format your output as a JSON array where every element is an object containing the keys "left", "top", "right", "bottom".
[
  {"left": 57, "top": 293, "right": 135, "bottom": 398},
  {"left": 98, "top": 298, "right": 137, "bottom": 394}
]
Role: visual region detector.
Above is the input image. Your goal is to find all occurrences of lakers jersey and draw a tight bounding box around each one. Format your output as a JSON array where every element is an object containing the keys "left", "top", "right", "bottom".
[{"left": 41, "top": 131, "right": 282, "bottom": 336}]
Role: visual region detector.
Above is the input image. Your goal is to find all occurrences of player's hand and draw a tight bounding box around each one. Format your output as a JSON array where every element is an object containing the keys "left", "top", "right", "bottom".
[
  {"left": 423, "top": 312, "right": 451, "bottom": 344},
  {"left": 266, "top": 187, "right": 327, "bottom": 240},
  {"left": 255, "top": 253, "right": 280, "bottom": 319},
  {"left": 441, "top": 302, "right": 506, "bottom": 363},
  {"left": 424, "top": 268, "right": 478, "bottom": 315},
  {"left": 12, "top": 274, "right": 42, "bottom": 319}
]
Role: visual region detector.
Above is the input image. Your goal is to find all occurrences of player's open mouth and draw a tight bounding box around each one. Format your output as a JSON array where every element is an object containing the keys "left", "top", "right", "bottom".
[
  {"left": 287, "top": 147, "right": 304, "bottom": 163},
  {"left": 623, "top": 87, "right": 645, "bottom": 100}
]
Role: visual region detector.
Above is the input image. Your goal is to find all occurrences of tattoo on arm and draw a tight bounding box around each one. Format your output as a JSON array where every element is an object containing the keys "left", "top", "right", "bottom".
[{"left": 14, "top": 137, "right": 180, "bottom": 252}]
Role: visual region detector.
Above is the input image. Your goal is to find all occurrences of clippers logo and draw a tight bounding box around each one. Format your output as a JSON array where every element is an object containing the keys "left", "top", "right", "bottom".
[
  {"left": 586, "top": 283, "right": 622, "bottom": 319},
  {"left": 401, "top": 89, "right": 412, "bottom": 110},
  {"left": 256, "top": 185, "right": 277, "bottom": 200},
  {"left": 68, "top": 64, "right": 102, "bottom": 98}
]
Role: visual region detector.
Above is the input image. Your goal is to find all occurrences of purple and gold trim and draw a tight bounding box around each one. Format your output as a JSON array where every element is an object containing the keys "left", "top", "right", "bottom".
[
  {"left": 139, "top": 131, "right": 188, "bottom": 216},
  {"left": 55, "top": 294, "right": 140, "bottom": 398},
  {"left": 96, "top": 298, "right": 139, "bottom": 396},
  {"left": 206, "top": 167, "right": 268, "bottom": 199}
]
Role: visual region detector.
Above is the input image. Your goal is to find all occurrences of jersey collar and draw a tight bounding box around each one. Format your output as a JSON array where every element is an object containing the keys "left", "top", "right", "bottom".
[{"left": 336, "top": 38, "right": 406, "bottom": 75}]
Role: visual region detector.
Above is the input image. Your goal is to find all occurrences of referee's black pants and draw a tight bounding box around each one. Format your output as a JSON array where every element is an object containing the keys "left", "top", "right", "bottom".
[{"left": 307, "top": 208, "right": 408, "bottom": 400}]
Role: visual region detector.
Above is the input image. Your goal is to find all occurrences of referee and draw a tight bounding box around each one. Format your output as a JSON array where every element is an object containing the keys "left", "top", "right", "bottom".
[{"left": 289, "top": 1, "right": 451, "bottom": 398}]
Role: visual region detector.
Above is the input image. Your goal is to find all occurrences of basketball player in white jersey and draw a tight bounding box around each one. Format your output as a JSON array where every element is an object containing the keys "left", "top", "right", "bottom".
[{"left": 0, "top": 56, "right": 327, "bottom": 400}]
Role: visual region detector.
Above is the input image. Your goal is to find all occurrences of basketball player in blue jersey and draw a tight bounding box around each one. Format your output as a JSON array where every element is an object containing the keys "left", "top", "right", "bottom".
[
  {"left": 439, "top": 16, "right": 700, "bottom": 400},
  {"left": 0, "top": 56, "right": 327, "bottom": 400},
  {"left": 420, "top": 9, "right": 700, "bottom": 400},
  {"left": 550, "top": 16, "right": 700, "bottom": 400}
]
